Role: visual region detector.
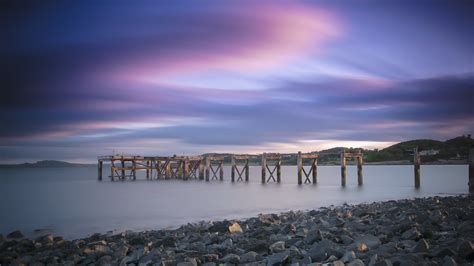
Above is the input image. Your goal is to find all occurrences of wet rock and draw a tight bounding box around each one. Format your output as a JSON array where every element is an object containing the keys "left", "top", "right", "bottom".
[
  {"left": 305, "top": 229, "right": 323, "bottom": 244},
  {"left": 341, "top": 251, "right": 356, "bottom": 263},
  {"left": 341, "top": 235, "right": 354, "bottom": 245},
  {"left": 6, "top": 230, "right": 24, "bottom": 239},
  {"left": 457, "top": 240, "right": 474, "bottom": 259},
  {"left": 266, "top": 251, "right": 290, "bottom": 266},
  {"left": 432, "top": 247, "right": 457, "bottom": 258},
  {"left": 352, "top": 235, "right": 381, "bottom": 250},
  {"left": 401, "top": 228, "right": 421, "bottom": 240},
  {"left": 177, "top": 260, "right": 197, "bottom": 266},
  {"left": 347, "top": 259, "right": 365, "bottom": 266},
  {"left": 412, "top": 239, "right": 430, "bottom": 253},
  {"left": 269, "top": 241, "right": 286, "bottom": 253},
  {"left": 201, "top": 254, "right": 219, "bottom": 263},
  {"left": 442, "top": 256, "right": 457, "bottom": 266},
  {"left": 162, "top": 236, "right": 176, "bottom": 247},
  {"left": 240, "top": 251, "right": 258, "bottom": 263},
  {"left": 221, "top": 253, "right": 240, "bottom": 264},
  {"left": 258, "top": 213, "right": 280, "bottom": 225}
]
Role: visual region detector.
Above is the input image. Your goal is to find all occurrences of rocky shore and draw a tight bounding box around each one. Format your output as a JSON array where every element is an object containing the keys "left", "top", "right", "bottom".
[{"left": 1, "top": 196, "right": 473, "bottom": 265}]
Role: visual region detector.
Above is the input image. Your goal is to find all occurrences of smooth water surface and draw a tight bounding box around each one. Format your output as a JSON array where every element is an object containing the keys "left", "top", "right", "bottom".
[{"left": 0, "top": 165, "right": 468, "bottom": 239}]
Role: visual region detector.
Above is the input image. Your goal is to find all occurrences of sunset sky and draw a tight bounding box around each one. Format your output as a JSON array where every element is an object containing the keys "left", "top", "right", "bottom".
[{"left": 1, "top": 1, "right": 473, "bottom": 163}]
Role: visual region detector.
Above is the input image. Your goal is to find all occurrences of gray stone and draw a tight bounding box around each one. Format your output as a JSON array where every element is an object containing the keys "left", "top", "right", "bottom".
[
  {"left": 412, "top": 239, "right": 430, "bottom": 253},
  {"left": 442, "top": 256, "right": 457, "bottom": 266},
  {"left": 401, "top": 228, "right": 421, "bottom": 240},
  {"left": 341, "top": 251, "right": 356, "bottom": 263},
  {"left": 222, "top": 238, "right": 233, "bottom": 248},
  {"left": 353, "top": 235, "right": 381, "bottom": 249},
  {"left": 266, "top": 251, "right": 290, "bottom": 266},
  {"left": 332, "top": 261, "right": 345, "bottom": 266},
  {"left": 347, "top": 259, "right": 365, "bottom": 266},
  {"left": 240, "top": 251, "right": 259, "bottom": 263},
  {"left": 341, "top": 235, "right": 354, "bottom": 245},
  {"left": 221, "top": 253, "right": 240, "bottom": 264},
  {"left": 305, "top": 229, "right": 323, "bottom": 244},
  {"left": 269, "top": 241, "right": 286, "bottom": 253},
  {"left": 457, "top": 240, "right": 474, "bottom": 259},
  {"left": 6, "top": 230, "right": 24, "bottom": 239}
]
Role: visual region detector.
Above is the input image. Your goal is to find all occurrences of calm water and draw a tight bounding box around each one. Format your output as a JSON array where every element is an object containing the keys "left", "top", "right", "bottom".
[{"left": 0, "top": 165, "right": 468, "bottom": 239}]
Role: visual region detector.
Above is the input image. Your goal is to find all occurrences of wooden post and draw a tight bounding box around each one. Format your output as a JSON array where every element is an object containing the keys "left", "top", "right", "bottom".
[
  {"left": 219, "top": 159, "right": 224, "bottom": 181},
  {"left": 357, "top": 155, "right": 363, "bottom": 185},
  {"left": 245, "top": 159, "right": 249, "bottom": 182},
  {"left": 98, "top": 160, "right": 103, "bottom": 181},
  {"left": 146, "top": 161, "right": 150, "bottom": 179},
  {"left": 111, "top": 159, "right": 115, "bottom": 181},
  {"left": 199, "top": 159, "right": 205, "bottom": 180},
  {"left": 312, "top": 158, "right": 317, "bottom": 184},
  {"left": 165, "top": 159, "right": 171, "bottom": 179},
  {"left": 261, "top": 153, "right": 266, "bottom": 184},
  {"left": 150, "top": 160, "right": 153, "bottom": 180},
  {"left": 341, "top": 152, "right": 346, "bottom": 186},
  {"left": 231, "top": 155, "right": 236, "bottom": 182},
  {"left": 297, "top": 152, "right": 303, "bottom": 185},
  {"left": 132, "top": 160, "right": 136, "bottom": 180},
  {"left": 276, "top": 158, "right": 281, "bottom": 183},
  {"left": 184, "top": 157, "right": 190, "bottom": 180},
  {"left": 121, "top": 158, "right": 125, "bottom": 180},
  {"left": 205, "top": 156, "right": 210, "bottom": 181},
  {"left": 414, "top": 147, "right": 420, "bottom": 188},
  {"left": 469, "top": 148, "right": 474, "bottom": 193}
]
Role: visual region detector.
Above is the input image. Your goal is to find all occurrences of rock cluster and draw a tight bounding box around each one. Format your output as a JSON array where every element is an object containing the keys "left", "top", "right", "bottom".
[{"left": 1, "top": 196, "right": 473, "bottom": 265}]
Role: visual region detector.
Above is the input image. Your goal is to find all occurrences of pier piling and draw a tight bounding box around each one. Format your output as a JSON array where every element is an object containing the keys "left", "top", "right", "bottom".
[
  {"left": 414, "top": 147, "right": 420, "bottom": 188},
  {"left": 357, "top": 154, "right": 363, "bottom": 185},
  {"left": 469, "top": 148, "right": 474, "bottom": 193},
  {"left": 341, "top": 151, "right": 346, "bottom": 186},
  {"left": 98, "top": 160, "right": 103, "bottom": 181},
  {"left": 261, "top": 154, "right": 266, "bottom": 184},
  {"left": 297, "top": 152, "right": 318, "bottom": 185}
]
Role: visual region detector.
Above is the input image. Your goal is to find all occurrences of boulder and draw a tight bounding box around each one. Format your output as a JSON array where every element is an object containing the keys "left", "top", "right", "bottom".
[
  {"left": 6, "top": 230, "right": 24, "bottom": 239},
  {"left": 269, "top": 241, "right": 286, "bottom": 253},
  {"left": 401, "top": 228, "right": 421, "bottom": 240},
  {"left": 352, "top": 235, "right": 381, "bottom": 250},
  {"left": 341, "top": 251, "right": 356, "bottom": 263},
  {"left": 412, "top": 239, "right": 430, "bottom": 253},
  {"left": 305, "top": 229, "right": 323, "bottom": 244},
  {"left": 457, "top": 240, "right": 474, "bottom": 259},
  {"left": 442, "top": 256, "right": 457, "bottom": 266},
  {"left": 347, "top": 259, "right": 365, "bottom": 266},
  {"left": 266, "top": 251, "right": 290, "bottom": 266},
  {"left": 221, "top": 253, "right": 240, "bottom": 264},
  {"left": 240, "top": 251, "right": 258, "bottom": 263}
]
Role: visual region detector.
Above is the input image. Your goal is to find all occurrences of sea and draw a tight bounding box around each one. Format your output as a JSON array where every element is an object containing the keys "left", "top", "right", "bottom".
[{"left": 0, "top": 165, "right": 468, "bottom": 239}]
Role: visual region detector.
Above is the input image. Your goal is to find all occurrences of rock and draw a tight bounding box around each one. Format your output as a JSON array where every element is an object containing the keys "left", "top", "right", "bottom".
[
  {"left": 332, "top": 261, "right": 345, "bottom": 266},
  {"left": 457, "top": 240, "right": 474, "bottom": 259},
  {"left": 259, "top": 213, "right": 280, "bottom": 225},
  {"left": 209, "top": 220, "right": 231, "bottom": 233},
  {"left": 341, "top": 235, "right": 354, "bottom": 245},
  {"left": 177, "top": 261, "right": 197, "bottom": 266},
  {"left": 162, "top": 236, "right": 176, "bottom": 247},
  {"left": 6, "top": 230, "right": 24, "bottom": 239},
  {"left": 36, "top": 234, "right": 54, "bottom": 243},
  {"left": 412, "top": 239, "right": 430, "bottom": 253},
  {"left": 442, "top": 256, "right": 457, "bottom": 266},
  {"left": 240, "top": 251, "right": 258, "bottom": 263},
  {"left": 201, "top": 254, "right": 219, "bottom": 263},
  {"left": 347, "top": 259, "right": 365, "bottom": 266},
  {"left": 352, "top": 235, "right": 381, "bottom": 249},
  {"left": 269, "top": 241, "right": 286, "bottom": 253},
  {"left": 341, "top": 251, "right": 356, "bottom": 263},
  {"left": 305, "top": 229, "right": 323, "bottom": 244},
  {"left": 371, "top": 260, "right": 393, "bottom": 266},
  {"left": 432, "top": 247, "right": 457, "bottom": 258},
  {"left": 222, "top": 238, "right": 233, "bottom": 248},
  {"left": 266, "top": 251, "right": 290, "bottom": 266},
  {"left": 401, "top": 228, "right": 421, "bottom": 240},
  {"left": 228, "top": 222, "right": 243, "bottom": 233},
  {"left": 0, "top": 234, "right": 4, "bottom": 241},
  {"left": 221, "top": 253, "right": 240, "bottom": 264},
  {"left": 356, "top": 243, "right": 368, "bottom": 252}
]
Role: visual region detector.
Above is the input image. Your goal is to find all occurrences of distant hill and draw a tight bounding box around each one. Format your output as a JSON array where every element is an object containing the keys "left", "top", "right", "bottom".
[{"left": 0, "top": 160, "right": 94, "bottom": 169}]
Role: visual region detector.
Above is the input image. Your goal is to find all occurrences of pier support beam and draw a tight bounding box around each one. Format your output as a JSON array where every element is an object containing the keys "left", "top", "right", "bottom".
[
  {"left": 261, "top": 154, "right": 266, "bottom": 184},
  {"left": 111, "top": 159, "right": 115, "bottom": 181},
  {"left": 146, "top": 161, "right": 150, "bottom": 179},
  {"left": 357, "top": 155, "right": 363, "bottom": 186},
  {"left": 184, "top": 157, "right": 190, "bottom": 180},
  {"left": 231, "top": 155, "right": 236, "bottom": 182},
  {"left": 414, "top": 147, "right": 420, "bottom": 188},
  {"left": 121, "top": 158, "right": 125, "bottom": 180},
  {"left": 469, "top": 148, "right": 474, "bottom": 193},
  {"left": 245, "top": 159, "right": 249, "bottom": 182},
  {"left": 341, "top": 151, "right": 346, "bottom": 186},
  {"left": 98, "top": 160, "right": 103, "bottom": 181},
  {"left": 219, "top": 160, "right": 224, "bottom": 181},
  {"left": 132, "top": 160, "right": 136, "bottom": 180},
  {"left": 199, "top": 160, "right": 205, "bottom": 180},
  {"left": 205, "top": 156, "right": 210, "bottom": 181},
  {"left": 297, "top": 152, "right": 302, "bottom": 185}
]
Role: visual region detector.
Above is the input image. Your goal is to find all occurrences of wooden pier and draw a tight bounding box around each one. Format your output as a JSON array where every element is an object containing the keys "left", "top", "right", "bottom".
[{"left": 98, "top": 147, "right": 471, "bottom": 189}]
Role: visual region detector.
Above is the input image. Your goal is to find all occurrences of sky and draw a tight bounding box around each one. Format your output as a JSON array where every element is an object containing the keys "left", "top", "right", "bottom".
[{"left": 1, "top": 0, "right": 473, "bottom": 163}]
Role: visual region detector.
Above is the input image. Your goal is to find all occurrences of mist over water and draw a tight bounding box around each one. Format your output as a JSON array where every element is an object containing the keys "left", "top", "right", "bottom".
[{"left": 0, "top": 165, "right": 468, "bottom": 239}]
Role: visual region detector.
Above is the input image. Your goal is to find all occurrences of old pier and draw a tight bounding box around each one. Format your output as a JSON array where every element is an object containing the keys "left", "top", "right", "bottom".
[{"left": 97, "top": 148, "right": 474, "bottom": 189}]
